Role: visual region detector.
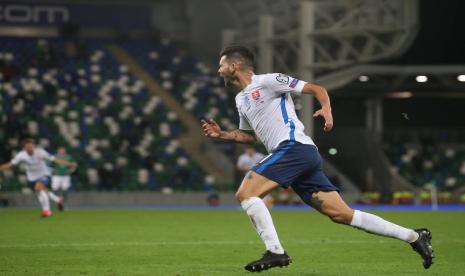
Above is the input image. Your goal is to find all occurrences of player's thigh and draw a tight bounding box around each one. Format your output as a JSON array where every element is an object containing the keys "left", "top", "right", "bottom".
[
  {"left": 310, "top": 191, "right": 354, "bottom": 223},
  {"left": 235, "top": 171, "right": 280, "bottom": 202},
  {"left": 34, "top": 181, "right": 46, "bottom": 191}
]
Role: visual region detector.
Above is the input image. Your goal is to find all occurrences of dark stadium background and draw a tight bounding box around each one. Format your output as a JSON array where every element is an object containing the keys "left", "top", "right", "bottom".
[{"left": 1, "top": 0, "right": 465, "bottom": 206}]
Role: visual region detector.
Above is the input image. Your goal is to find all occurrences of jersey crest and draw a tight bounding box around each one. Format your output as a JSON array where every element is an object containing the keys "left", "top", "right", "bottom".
[
  {"left": 276, "top": 74, "right": 289, "bottom": 84},
  {"left": 251, "top": 90, "right": 261, "bottom": 100}
]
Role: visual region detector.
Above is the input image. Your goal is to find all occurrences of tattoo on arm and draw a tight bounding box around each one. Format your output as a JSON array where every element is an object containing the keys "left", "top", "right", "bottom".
[{"left": 226, "top": 129, "right": 256, "bottom": 144}]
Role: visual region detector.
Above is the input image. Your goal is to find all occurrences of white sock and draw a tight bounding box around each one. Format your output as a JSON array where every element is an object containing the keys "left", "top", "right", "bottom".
[
  {"left": 47, "top": 191, "right": 60, "bottom": 202},
  {"left": 37, "top": 191, "right": 50, "bottom": 212},
  {"left": 241, "top": 197, "right": 285, "bottom": 254},
  {"left": 350, "top": 210, "right": 419, "bottom": 243}
]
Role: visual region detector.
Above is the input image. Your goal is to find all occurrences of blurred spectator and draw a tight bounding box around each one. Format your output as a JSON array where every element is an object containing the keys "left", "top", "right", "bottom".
[
  {"left": 64, "top": 40, "right": 88, "bottom": 60},
  {"left": 236, "top": 147, "right": 265, "bottom": 178},
  {"left": 0, "top": 60, "right": 18, "bottom": 81},
  {"left": 34, "top": 39, "right": 57, "bottom": 68},
  {"left": 64, "top": 41, "right": 78, "bottom": 59},
  {"left": 207, "top": 193, "right": 220, "bottom": 206},
  {"left": 98, "top": 163, "right": 122, "bottom": 190}
]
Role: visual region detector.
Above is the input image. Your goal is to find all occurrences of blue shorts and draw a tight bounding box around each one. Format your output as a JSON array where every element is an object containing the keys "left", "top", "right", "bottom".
[
  {"left": 28, "top": 175, "right": 51, "bottom": 190},
  {"left": 252, "top": 141, "right": 339, "bottom": 206}
]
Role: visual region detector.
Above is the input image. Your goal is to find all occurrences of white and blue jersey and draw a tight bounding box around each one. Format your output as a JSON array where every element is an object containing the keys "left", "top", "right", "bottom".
[
  {"left": 11, "top": 148, "right": 55, "bottom": 185},
  {"left": 235, "top": 73, "right": 314, "bottom": 153},
  {"left": 235, "top": 73, "right": 339, "bottom": 204}
]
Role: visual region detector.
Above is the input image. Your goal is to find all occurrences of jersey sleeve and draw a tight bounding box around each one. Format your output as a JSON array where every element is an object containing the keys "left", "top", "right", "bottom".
[
  {"left": 262, "top": 73, "right": 306, "bottom": 95},
  {"left": 239, "top": 112, "right": 253, "bottom": 131},
  {"left": 11, "top": 152, "right": 23, "bottom": 165},
  {"left": 236, "top": 98, "right": 253, "bottom": 131}
]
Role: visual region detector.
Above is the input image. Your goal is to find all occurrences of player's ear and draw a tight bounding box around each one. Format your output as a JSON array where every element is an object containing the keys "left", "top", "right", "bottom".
[{"left": 231, "top": 63, "right": 239, "bottom": 74}]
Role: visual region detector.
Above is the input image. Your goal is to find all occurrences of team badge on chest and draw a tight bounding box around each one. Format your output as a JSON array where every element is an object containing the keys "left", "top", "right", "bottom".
[{"left": 251, "top": 90, "right": 261, "bottom": 101}]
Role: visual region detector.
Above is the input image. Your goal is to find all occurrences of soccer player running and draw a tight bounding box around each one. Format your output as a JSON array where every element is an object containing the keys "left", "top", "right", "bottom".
[
  {"left": 201, "top": 46, "right": 434, "bottom": 272},
  {"left": 51, "top": 146, "right": 75, "bottom": 207},
  {"left": 0, "top": 139, "right": 76, "bottom": 217}
]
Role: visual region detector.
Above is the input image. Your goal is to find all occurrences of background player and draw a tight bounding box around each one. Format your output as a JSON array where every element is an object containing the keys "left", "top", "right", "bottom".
[
  {"left": 236, "top": 147, "right": 274, "bottom": 207},
  {"left": 51, "top": 146, "right": 75, "bottom": 208},
  {"left": 201, "top": 45, "right": 434, "bottom": 272},
  {"left": 0, "top": 139, "right": 76, "bottom": 217},
  {"left": 237, "top": 146, "right": 265, "bottom": 178}
]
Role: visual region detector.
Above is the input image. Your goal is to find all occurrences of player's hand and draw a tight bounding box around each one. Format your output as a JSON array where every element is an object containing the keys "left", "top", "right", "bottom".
[
  {"left": 201, "top": 119, "right": 222, "bottom": 138},
  {"left": 70, "top": 162, "right": 78, "bottom": 168},
  {"left": 313, "top": 107, "right": 333, "bottom": 132}
]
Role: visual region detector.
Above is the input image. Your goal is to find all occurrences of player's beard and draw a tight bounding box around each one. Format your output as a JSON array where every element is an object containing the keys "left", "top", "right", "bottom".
[
  {"left": 224, "top": 77, "right": 233, "bottom": 87},
  {"left": 223, "top": 70, "right": 238, "bottom": 88}
]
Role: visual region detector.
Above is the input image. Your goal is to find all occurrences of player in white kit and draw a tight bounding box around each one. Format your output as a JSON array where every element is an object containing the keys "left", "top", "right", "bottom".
[
  {"left": 0, "top": 139, "right": 76, "bottom": 217},
  {"left": 237, "top": 147, "right": 265, "bottom": 177},
  {"left": 201, "top": 46, "right": 434, "bottom": 272}
]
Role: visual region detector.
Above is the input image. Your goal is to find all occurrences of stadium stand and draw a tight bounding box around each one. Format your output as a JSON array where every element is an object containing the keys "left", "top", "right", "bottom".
[
  {"left": 383, "top": 129, "right": 465, "bottom": 192},
  {"left": 3, "top": 36, "right": 462, "bottom": 201},
  {"left": 0, "top": 37, "right": 213, "bottom": 191},
  {"left": 121, "top": 39, "right": 238, "bottom": 131}
]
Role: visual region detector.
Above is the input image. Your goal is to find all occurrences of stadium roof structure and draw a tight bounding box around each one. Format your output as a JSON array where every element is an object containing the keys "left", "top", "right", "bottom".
[
  {"left": 222, "top": 0, "right": 465, "bottom": 98},
  {"left": 223, "top": 0, "right": 419, "bottom": 76},
  {"left": 318, "top": 65, "right": 465, "bottom": 98}
]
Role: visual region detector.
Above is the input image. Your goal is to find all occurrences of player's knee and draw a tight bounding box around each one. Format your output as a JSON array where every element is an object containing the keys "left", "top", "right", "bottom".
[
  {"left": 328, "top": 210, "right": 353, "bottom": 225},
  {"left": 236, "top": 189, "right": 256, "bottom": 202},
  {"left": 34, "top": 182, "right": 45, "bottom": 191},
  {"left": 235, "top": 191, "right": 247, "bottom": 202}
]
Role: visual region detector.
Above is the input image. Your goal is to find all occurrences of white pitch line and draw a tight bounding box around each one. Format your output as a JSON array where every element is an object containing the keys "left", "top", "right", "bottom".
[{"left": 0, "top": 239, "right": 462, "bottom": 249}]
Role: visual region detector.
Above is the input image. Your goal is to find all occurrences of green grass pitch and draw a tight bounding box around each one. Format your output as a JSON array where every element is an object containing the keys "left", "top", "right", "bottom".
[{"left": 1, "top": 208, "right": 464, "bottom": 275}]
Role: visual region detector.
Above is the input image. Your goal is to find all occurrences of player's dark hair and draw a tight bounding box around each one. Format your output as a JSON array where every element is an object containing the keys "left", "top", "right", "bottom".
[
  {"left": 21, "top": 138, "right": 35, "bottom": 147},
  {"left": 219, "top": 45, "right": 255, "bottom": 70}
]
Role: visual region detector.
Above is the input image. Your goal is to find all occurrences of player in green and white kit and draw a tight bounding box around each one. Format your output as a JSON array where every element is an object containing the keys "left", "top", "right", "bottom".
[{"left": 51, "top": 147, "right": 75, "bottom": 207}]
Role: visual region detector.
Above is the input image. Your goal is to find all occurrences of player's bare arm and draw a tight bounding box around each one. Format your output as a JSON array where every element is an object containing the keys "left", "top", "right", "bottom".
[
  {"left": 201, "top": 119, "right": 256, "bottom": 144},
  {"left": 221, "top": 129, "right": 256, "bottom": 144},
  {"left": 0, "top": 162, "right": 13, "bottom": 171},
  {"left": 302, "top": 83, "right": 333, "bottom": 132},
  {"left": 53, "top": 158, "right": 77, "bottom": 168}
]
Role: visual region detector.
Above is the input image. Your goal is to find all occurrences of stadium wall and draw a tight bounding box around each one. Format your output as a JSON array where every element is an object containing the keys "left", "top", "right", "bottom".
[
  {"left": 0, "top": 191, "right": 361, "bottom": 207},
  {"left": 1, "top": 192, "right": 238, "bottom": 207}
]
